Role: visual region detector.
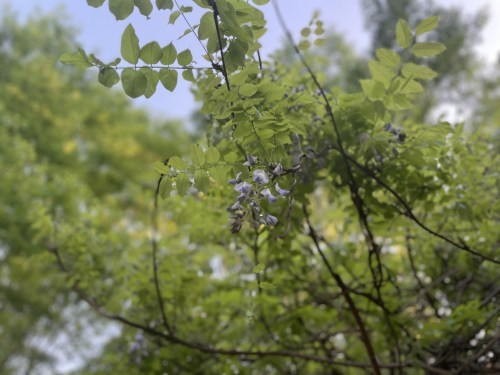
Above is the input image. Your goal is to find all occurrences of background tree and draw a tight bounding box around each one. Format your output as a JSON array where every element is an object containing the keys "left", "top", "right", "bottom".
[{"left": 0, "top": 9, "right": 191, "bottom": 374}]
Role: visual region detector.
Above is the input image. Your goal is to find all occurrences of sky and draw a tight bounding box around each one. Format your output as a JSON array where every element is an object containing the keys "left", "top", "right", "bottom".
[{"left": 4, "top": 0, "right": 500, "bottom": 123}]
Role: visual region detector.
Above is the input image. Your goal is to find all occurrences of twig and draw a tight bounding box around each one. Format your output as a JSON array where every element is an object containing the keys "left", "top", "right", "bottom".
[
  {"left": 152, "top": 158, "right": 173, "bottom": 334},
  {"left": 303, "top": 205, "right": 382, "bottom": 375},
  {"left": 208, "top": 0, "right": 231, "bottom": 90}
]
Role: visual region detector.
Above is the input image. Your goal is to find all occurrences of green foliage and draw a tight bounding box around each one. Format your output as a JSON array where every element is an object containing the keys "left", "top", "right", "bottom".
[{"left": 3, "top": 1, "right": 499, "bottom": 374}]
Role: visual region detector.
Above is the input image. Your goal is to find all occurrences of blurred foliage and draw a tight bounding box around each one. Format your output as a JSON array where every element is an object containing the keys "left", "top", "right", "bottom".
[{"left": 0, "top": 8, "right": 191, "bottom": 374}]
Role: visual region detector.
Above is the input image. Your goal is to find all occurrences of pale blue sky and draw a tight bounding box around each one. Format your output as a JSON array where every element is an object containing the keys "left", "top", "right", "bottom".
[{"left": 4, "top": 0, "right": 500, "bottom": 122}]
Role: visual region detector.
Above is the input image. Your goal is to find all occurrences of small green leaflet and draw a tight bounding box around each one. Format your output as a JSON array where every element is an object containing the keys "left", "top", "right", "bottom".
[
  {"left": 121, "top": 24, "right": 140, "bottom": 64},
  {"left": 134, "top": 0, "right": 153, "bottom": 16},
  {"left": 190, "top": 144, "right": 206, "bottom": 167},
  {"left": 239, "top": 83, "right": 258, "bottom": 97},
  {"left": 259, "top": 282, "right": 275, "bottom": 290},
  {"left": 182, "top": 69, "right": 195, "bottom": 82},
  {"left": 205, "top": 147, "right": 220, "bottom": 164},
  {"left": 141, "top": 67, "right": 160, "bottom": 98},
  {"left": 159, "top": 69, "right": 178, "bottom": 92},
  {"left": 175, "top": 173, "right": 190, "bottom": 195},
  {"left": 253, "top": 263, "right": 266, "bottom": 273},
  {"left": 376, "top": 48, "right": 400, "bottom": 69},
  {"left": 395, "top": 19, "right": 412, "bottom": 49},
  {"left": 412, "top": 42, "right": 446, "bottom": 58},
  {"left": 401, "top": 63, "right": 437, "bottom": 80},
  {"left": 98, "top": 67, "right": 120, "bottom": 88},
  {"left": 360, "top": 79, "right": 385, "bottom": 101},
  {"left": 415, "top": 16, "right": 439, "bottom": 35},
  {"left": 168, "top": 156, "right": 188, "bottom": 170},
  {"left": 194, "top": 170, "right": 209, "bottom": 193},
  {"left": 87, "top": 0, "right": 106, "bottom": 8},
  {"left": 209, "top": 166, "right": 227, "bottom": 185},
  {"left": 159, "top": 177, "right": 172, "bottom": 199},
  {"left": 368, "top": 60, "right": 395, "bottom": 88},
  {"left": 121, "top": 68, "right": 147, "bottom": 98},
  {"left": 161, "top": 43, "right": 177, "bottom": 65},
  {"left": 153, "top": 161, "right": 170, "bottom": 174},
  {"left": 155, "top": 0, "right": 173, "bottom": 10},
  {"left": 177, "top": 49, "right": 193, "bottom": 66},
  {"left": 109, "top": 0, "right": 134, "bottom": 20},
  {"left": 198, "top": 12, "right": 215, "bottom": 40},
  {"left": 169, "top": 10, "right": 181, "bottom": 24},
  {"left": 60, "top": 50, "right": 92, "bottom": 68},
  {"left": 140, "top": 41, "right": 163, "bottom": 64}
]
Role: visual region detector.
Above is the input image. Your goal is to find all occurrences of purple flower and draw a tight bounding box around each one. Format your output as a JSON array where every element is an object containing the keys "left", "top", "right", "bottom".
[
  {"left": 265, "top": 214, "right": 278, "bottom": 226},
  {"left": 253, "top": 169, "right": 269, "bottom": 184},
  {"left": 250, "top": 201, "right": 261, "bottom": 213},
  {"left": 261, "top": 188, "right": 277, "bottom": 203},
  {"left": 228, "top": 202, "right": 244, "bottom": 212},
  {"left": 228, "top": 172, "right": 242, "bottom": 185},
  {"left": 272, "top": 163, "right": 283, "bottom": 176},
  {"left": 275, "top": 182, "right": 290, "bottom": 197},
  {"left": 234, "top": 181, "right": 253, "bottom": 194},
  {"left": 243, "top": 154, "right": 258, "bottom": 166}
]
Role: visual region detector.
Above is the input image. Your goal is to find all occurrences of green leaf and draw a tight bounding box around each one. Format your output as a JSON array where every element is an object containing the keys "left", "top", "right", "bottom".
[
  {"left": 159, "top": 69, "right": 178, "bottom": 92},
  {"left": 225, "top": 40, "right": 248, "bottom": 70},
  {"left": 177, "top": 49, "right": 193, "bottom": 66},
  {"left": 121, "top": 24, "right": 140, "bottom": 64},
  {"left": 169, "top": 156, "right": 188, "bottom": 170},
  {"left": 159, "top": 176, "right": 172, "bottom": 199},
  {"left": 368, "top": 60, "right": 396, "bottom": 88},
  {"left": 153, "top": 161, "right": 170, "bottom": 174},
  {"left": 360, "top": 79, "right": 386, "bottom": 101},
  {"left": 209, "top": 166, "right": 227, "bottom": 185},
  {"left": 395, "top": 19, "right": 412, "bottom": 48},
  {"left": 253, "top": 263, "right": 266, "bottom": 273},
  {"left": 140, "top": 67, "right": 160, "bottom": 98},
  {"left": 233, "top": 122, "right": 253, "bottom": 139},
  {"left": 175, "top": 173, "right": 190, "bottom": 195},
  {"left": 252, "top": 0, "right": 270, "bottom": 4},
  {"left": 411, "top": 42, "right": 446, "bottom": 58},
  {"left": 384, "top": 94, "right": 412, "bottom": 111},
  {"left": 87, "top": 0, "right": 106, "bottom": 8},
  {"left": 205, "top": 147, "right": 220, "bottom": 164},
  {"left": 98, "top": 67, "right": 120, "bottom": 88},
  {"left": 59, "top": 50, "right": 92, "bottom": 69},
  {"left": 169, "top": 10, "right": 181, "bottom": 24},
  {"left": 415, "top": 16, "right": 439, "bottom": 35},
  {"left": 121, "top": 68, "right": 147, "bottom": 98},
  {"left": 134, "top": 0, "right": 153, "bottom": 16},
  {"left": 198, "top": 11, "right": 215, "bottom": 40},
  {"left": 161, "top": 43, "right": 177, "bottom": 65},
  {"left": 239, "top": 83, "right": 258, "bottom": 97},
  {"left": 107, "top": 57, "right": 122, "bottom": 66},
  {"left": 156, "top": 0, "right": 173, "bottom": 10},
  {"left": 194, "top": 170, "right": 209, "bottom": 193},
  {"left": 182, "top": 69, "right": 195, "bottom": 82},
  {"left": 259, "top": 282, "right": 275, "bottom": 290},
  {"left": 190, "top": 144, "right": 206, "bottom": 167},
  {"left": 376, "top": 48, "right": 401, "bottom": 68},
  {"left": 109, "top": 0, "right": 134, "bottom": 20},
  {"left": 140, "top": 41, "right": 163, "bottom": 64},
  {"left": 224, "top": 152, "right": 238, "bottom": 163},
  {"left": 402, "top": 63, "right": 438, "bottom": 80}
]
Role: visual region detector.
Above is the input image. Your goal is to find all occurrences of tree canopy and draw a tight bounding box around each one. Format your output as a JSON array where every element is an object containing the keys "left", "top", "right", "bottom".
[{"left": 1, "top": 0, "right": 499, "bottom": 374}]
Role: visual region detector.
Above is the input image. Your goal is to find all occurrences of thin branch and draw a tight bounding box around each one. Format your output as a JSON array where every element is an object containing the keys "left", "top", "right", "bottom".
[
  {"left": 152, "top": 158, "right": 173, "bottom": 334},
  {"left": 208, "top": 0, "right": 231, "bottom": 90},
  {"left": 302, "top": 205, "right": 381, "bottom": 375},
  {"left": 173, "top": 0, "right": 211, "bottom": 59}
]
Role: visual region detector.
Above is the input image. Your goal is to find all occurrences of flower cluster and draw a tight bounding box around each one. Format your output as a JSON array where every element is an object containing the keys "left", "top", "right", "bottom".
[{"left": 228, "top": 154, "right": 290, "bottom": 233}]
